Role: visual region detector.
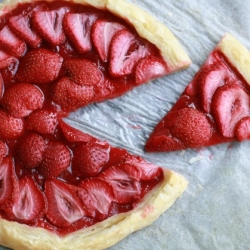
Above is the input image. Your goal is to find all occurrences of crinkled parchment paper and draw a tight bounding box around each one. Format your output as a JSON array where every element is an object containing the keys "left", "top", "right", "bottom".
[{"left": 2, "top": 0, "right": 250, "bottom": 249}]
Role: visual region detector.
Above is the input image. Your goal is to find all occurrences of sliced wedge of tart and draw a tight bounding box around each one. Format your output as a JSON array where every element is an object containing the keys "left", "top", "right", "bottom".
[
  {"left": 146, "top": 33, "right": 250, "bottom": 152},
  {"left": 0, "top": 0, "right": 189, "bottom": 249}
]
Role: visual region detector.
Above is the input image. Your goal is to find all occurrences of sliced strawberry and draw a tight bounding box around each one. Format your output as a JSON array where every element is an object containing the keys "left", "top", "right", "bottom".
[
  {"left": 0, "top": 141, "right": 7, "bottom": 164},
  {"left": 45, "top": 179, "right": 86, "bottom": 228},
  {"left": 72, "top": 141, "right": 110, "bottom": 178},
  {"left": 0, "top": 110, "right": 24, "bottom": 139},
  {"left": 0, "top": 50, "right": 17, "bottom": 69},
  {"left": 169, "top": 108, "right": 212, "bottom": 148},
  {"left": 1, "top": 83, "right": 44, "bottom": 118},
  {"left": 0, "top": 157, "right": 18, "bottom": 208},
  {"left": 6, "top": 176, "right": 47, "bottom": 224},
  {"left": 9, "top": 14, "right": 42, "bottom": 48},
  {"left": 235, "top": 117, "right": 250, "bottom": 142},
  {"left": 78, "top": 178, "right": 114, "bottom": 219},
  {"left": 15, "top": 133, "right": 46, "bottom": 169},
  {"left": 32, "top": 8, "right": 68, "bottom": 46},
  {"left": 63, "top": 13, "right": 97, "bottom": 54},
  {"left": 199, "top": 64, "right": 235, "bottom": 113},
  {"left": 59, "top": 120, "right": 94, "bottom": 143},
  {"left": 99, "top": 164, "right": 141, "bottom": 203},
  {"left": 94, "top": 79, "right": 114, "bottom": 101},
  {"left": 26, "top": 109, "right": 58, "bottom": 135},
  {"left": 91, "top": 20, "right": 126, "bottom": 62},
  {"left": 109, "top": 30, "right": 149, "bottom": 77},
  {"left": 145, "top": 134, "right": 186, "bottom": 152},
  {"left": 135, "top": 56, "right": 167, "bottom": 85},
  {"left": 0, "top": 74, "right": 3, "bottom": 100},
  {"left": 211, "top": 83, "right": 250, "bottom": 138},
  {"left": 38, "top": 142, "right": 71, "bottom": 178},
  {"left": 126, "top": 161, "right": 163, "bottom": 181},
  {"left": 0, "top": 26, "right": 26, "bottom": 57},
  {"left": 63, "top": 59, "right": 103, "bottom": 86},
  {"left": 52, "top": 77, "right": 94, "bottom": 112},
  {"left": 16, "top": 48, "right": 63, "bottom": 84}
]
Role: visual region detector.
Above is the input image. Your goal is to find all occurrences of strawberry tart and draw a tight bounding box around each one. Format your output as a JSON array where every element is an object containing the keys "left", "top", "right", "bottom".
[
  {"left": 145, "top": 33, "right": 250, "bottom": 152},
  {"left": 0, "top": 0, "right": 190, "bottom": 249}
]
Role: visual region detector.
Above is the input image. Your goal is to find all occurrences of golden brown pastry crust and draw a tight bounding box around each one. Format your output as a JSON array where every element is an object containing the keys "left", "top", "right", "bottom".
[
  {"left": 217, "top": 33, "right": 250, "bottom": 84},
  {"left": 0, "top": 0, "right": 189, "bottom": 249},
  {"left": 0, "top": 0, "right": 191, "bottom": 73},
  {"left": 0, "top": 169, "right": 188, "bottom": 250}
]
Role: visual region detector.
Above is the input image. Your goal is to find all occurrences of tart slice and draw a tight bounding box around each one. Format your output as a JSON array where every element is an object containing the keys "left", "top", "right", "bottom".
[
  {"left": 0, "top": 119, "right": 188, "bottom": 250},
  {"left": 145, "top": 33, "right": 250, "bottom": 152}
]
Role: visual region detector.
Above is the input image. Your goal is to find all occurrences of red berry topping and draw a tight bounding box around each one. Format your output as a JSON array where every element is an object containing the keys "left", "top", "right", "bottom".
[
  {"left": 145, "top": 134, "right": 185, "bottom": 152},
  {"left": 135, "top": 56, "right": 167, "bottom": 85},
  {"left": 38, "top": 142, "right": 71, "bottom": 178},
  {"left": 109, "top": 30, "right": 149, "bottom": 77},
  {"left": 63, "top": 13, "right": 97, "bottom": 54},
  {"left": 63, "top": 58, "right": 103, "bottom": 86},
  {"left": 32, "top": 8, "right": 69, "bottom": 46},
  {"left": 72, "top": 141, "right": 110, "bottom": 178},
  {"left": 45, "top": 179, "right": 86, "bottom": 228},
  {"left": 235, "top": 117, "right": 250, "bottom": 142},
  {"left": 15, "top": 133, "right": 46, "bottom": 169},
  {"left": 92, "top": 20, "right": 126, "bottom": 62},
  {"left": 99, "top": 164, "right": 141, "bottom": 203},
  {"left": 0, "top": 141, "right": 7, "bottom": 164},
  {"left": 59, "top": 120, "right": 94, "bottom": 143},
  {"left": 0, "top": 110, "right": 24, "bottom": 140},
  {"left": 16, "top": 48, "right": 63, "bottom": 84},
  {"left": 0, "top": 26, "right": 26, "bottom": 57},
  {"left": 9, "top": 14, "right": 42, "bottom": 48},
  {"left": 52, "top": 77, "right": 94, "bottom": 112},
  {"left": 6, "top": 176, "right": 47, "bottom": 224},
  {"left": 0, "top": 157, "right": 18, "bottom": 208},
  {"left": 169, "top": 108, "right": 212, "bottom": 148},
  {"left": 0, "top": 50, "right": 17, "bottom": 69},
  {"left": 211, "top": 83, "right": 250, "bottom": 138},
  {"left": 1, "top": 83, "right": 44, "bottom": 118},
  {"left": 26, "top": 109, "right": 58, "bottom": 135},
  {"left": 78, "top": 178, "right": 114, "bottom": 219}
]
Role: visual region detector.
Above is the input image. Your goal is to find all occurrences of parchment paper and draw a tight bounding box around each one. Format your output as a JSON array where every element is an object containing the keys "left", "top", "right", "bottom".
[{"left": 2, "top": 0, "right": 250, "bottom": 249}]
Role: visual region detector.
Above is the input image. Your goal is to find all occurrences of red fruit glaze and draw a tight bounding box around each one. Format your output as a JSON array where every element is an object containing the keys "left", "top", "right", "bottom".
[
  {"left": 0, "top": 1, "right": 165, "bottom": 236},
  {"left": 146, "top": 51, "right": 250, "bottom": 152}
]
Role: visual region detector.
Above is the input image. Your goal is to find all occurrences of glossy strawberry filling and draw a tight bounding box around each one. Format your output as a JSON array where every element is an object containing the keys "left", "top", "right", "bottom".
[
  {"left": 0, "top": 1, "right": 166, "bottom": 235},
  {"left": 146, "top": 51, "right": 250, "bottom": 152}
]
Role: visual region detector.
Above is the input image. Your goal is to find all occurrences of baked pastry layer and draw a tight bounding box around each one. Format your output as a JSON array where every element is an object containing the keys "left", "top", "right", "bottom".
[{"left": 0, "top": 169, "right": 187, "bottom": 250}]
